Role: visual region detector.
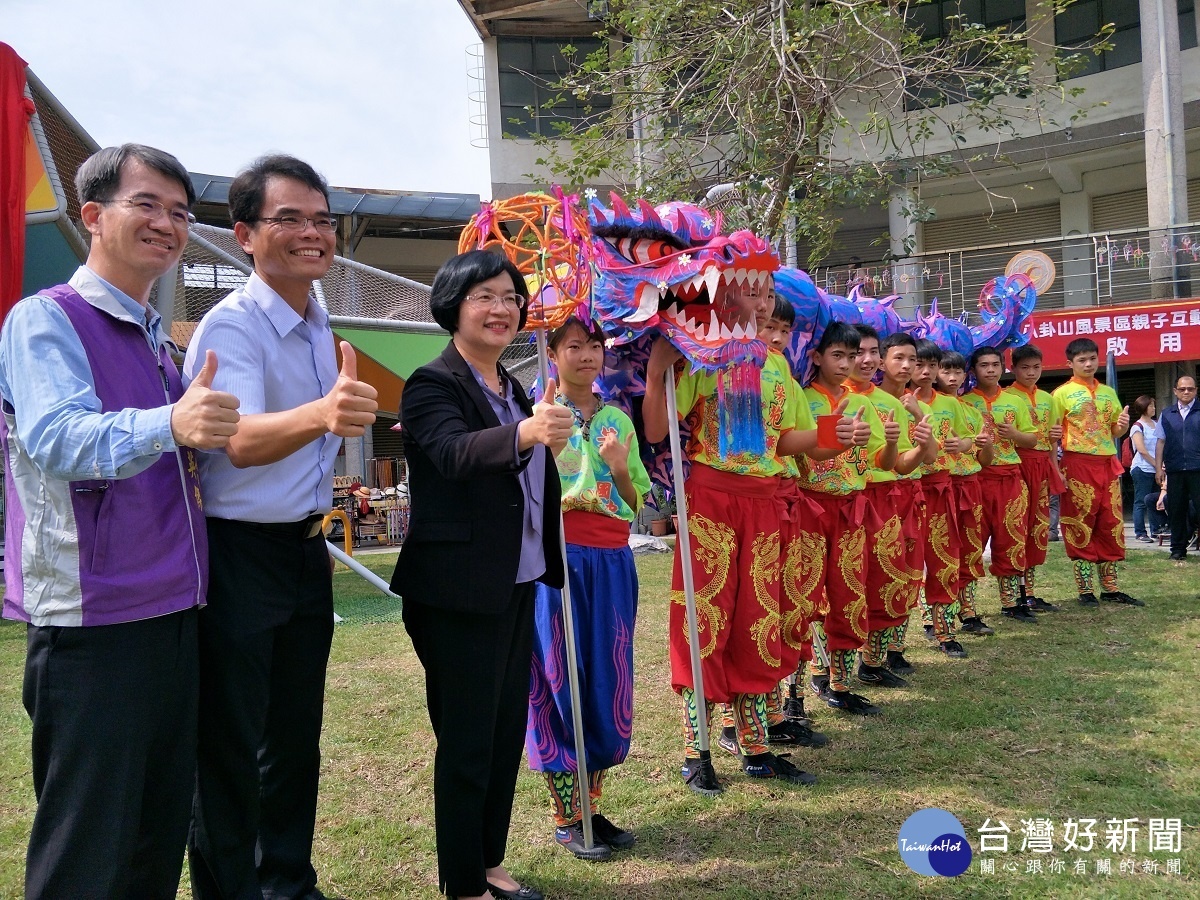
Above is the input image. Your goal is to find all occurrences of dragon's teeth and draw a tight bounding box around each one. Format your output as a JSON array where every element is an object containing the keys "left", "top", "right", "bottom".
[
  {"left": 703, "top": 267, "right": 720, "bottom": 298},
  {"left": 665, "top": 302, "right": 680, "bottom": 318},
  {"left": 746, "top": 318, "right": 757, "bottom": 339},
  {"left": 708, "top": 309, "right": 720, "bottom": 336},
  {"left": 720, "top": 323, "right": 734, "bottom": 340},
  {"left": 693, "top": 323, "right": 707, "bottom": 340},
  {"left": 731, "top": 322, "right": 745, "bottom": 340}
]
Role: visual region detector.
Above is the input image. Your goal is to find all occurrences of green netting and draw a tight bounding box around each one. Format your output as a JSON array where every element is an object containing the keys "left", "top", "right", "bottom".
[{"left": 332, "top": 552, "right": 402, "bottom": 626}]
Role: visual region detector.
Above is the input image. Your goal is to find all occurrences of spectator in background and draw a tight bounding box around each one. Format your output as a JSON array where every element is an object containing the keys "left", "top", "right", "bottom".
[
  {"left": 1128, "top": 395, "right": 1164, "bottom": 542},
  {"left": 1155, "top": 375, "right": 1200, "bottom": 564}
]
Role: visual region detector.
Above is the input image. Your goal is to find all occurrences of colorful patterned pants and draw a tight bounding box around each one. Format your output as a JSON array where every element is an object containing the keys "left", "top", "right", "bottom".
[
  {"left": 952, "top": 474, "right": 985, "bottom": 587},
  {"left": 527, "top": 543, "right": 636, "bottom": 774},
  {"left": 978, "top": 464, "right": 1029, "bottom": 577},
  {"left": 1018, "top": 449, "right": 1062, "bottom": 570},
  {"left": 1060, "top": 452, "right": 1126, "bottom": 563},
  {"left": 920, "top": 472, "right": 961, "bottom": 604},
  {"left": 669, "top": 464, "right": 784, "bottom": 700},
  {"left": 776, "top": 478, "right": 826, "bottom": 674}
]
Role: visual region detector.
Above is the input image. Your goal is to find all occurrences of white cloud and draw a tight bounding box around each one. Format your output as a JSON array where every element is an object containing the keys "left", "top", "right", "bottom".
[{"left": 5, "top": 0, "right": 492, "bottom": 197}]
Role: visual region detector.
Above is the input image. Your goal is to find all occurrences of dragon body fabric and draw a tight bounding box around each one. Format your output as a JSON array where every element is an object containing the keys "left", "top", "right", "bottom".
[{"left": 532, "top": 192, "right": 1036, "bottom": 490}]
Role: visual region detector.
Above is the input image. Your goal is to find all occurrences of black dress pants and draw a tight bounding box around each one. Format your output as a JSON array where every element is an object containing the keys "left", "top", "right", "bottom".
[
  {"left": 402, "top": 583, "right": 536, "bottom": 898},
  {"left": 23, "top": 608, "right": 199, "bottom": 900},
  {"left": 1167, "top": 470, "right": 1200, "bottom": 559},
  {"left": 188, "top": 519, "right": 335, "bottom": 900}
]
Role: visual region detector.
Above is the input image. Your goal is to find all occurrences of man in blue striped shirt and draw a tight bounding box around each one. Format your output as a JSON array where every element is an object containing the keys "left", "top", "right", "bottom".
[{"left": 183, "top": 154, "right": 378, "bottom": 900}]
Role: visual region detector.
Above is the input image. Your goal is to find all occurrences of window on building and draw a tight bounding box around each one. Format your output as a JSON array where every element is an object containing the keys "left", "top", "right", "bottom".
[
  {"left": 1057, "top": 0, "right": 1197, "bottom": 77},
  {"left": 904, "top": 0, "right": 1028, "bottom": 109},
  {"left": 497, "top": 36, "right": 609, "bottom": 139}
]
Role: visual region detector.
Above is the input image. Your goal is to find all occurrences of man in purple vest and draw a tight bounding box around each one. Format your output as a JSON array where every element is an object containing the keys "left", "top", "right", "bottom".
[{"left": 0, "top": 144, "right": 241, "bottom": 899}]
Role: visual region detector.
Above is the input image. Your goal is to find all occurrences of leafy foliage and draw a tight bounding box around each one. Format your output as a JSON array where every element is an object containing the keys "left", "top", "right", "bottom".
[{"left": 529, "top": 0, "right": 1105, "bottom": 267}]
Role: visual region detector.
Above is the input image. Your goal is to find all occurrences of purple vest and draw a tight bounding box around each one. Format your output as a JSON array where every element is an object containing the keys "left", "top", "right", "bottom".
[{"left": 1, "top": 284, "right": 208, "bottom": 625}]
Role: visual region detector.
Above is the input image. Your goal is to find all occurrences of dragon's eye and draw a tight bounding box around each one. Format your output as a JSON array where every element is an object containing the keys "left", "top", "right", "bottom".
[{"left": 614, "top": 238, "right": 677, "bottom": 264}]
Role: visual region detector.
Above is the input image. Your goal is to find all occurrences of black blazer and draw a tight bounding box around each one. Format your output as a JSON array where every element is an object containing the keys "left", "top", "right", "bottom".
[{"left": 390, "top": 340, "right": 564, "bottom": 612}]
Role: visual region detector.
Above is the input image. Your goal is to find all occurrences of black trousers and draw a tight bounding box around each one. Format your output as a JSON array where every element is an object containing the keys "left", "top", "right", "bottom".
[
  {"left": 23, "top": 608, "right": 199, "bottom": 900},
  {"left": 403, "top": 583, "right": 536, "bottom": 898},
  {"left": 188, "top": 519, "right": 335, "bottom": 900},
  {"left": 1167, "top": 470, "right": 1200, "bottom": 559}
]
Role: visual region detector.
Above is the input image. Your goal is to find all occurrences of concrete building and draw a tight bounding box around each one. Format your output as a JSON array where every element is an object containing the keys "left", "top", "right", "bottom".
[{"left": 455, "top": 0, "right": 1200, "bottom": 398}]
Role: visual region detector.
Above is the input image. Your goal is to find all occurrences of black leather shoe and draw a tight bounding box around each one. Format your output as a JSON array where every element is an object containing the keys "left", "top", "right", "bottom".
[{"left": 487, "top": 881, "right": 545, "bottom": 900}]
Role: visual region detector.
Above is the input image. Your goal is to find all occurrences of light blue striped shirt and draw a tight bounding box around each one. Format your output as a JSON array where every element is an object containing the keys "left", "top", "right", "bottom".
[
  {"left": 0, "top": 266, "right": 176, "bottom": 482},
  {"left": 182, "top": 273, "right": 340, "bottom": 522}
]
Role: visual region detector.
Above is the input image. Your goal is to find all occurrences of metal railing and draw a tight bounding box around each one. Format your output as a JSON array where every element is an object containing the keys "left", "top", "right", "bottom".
[{"left": 807, "top": 221, "right": 1200, "bottom": 321}]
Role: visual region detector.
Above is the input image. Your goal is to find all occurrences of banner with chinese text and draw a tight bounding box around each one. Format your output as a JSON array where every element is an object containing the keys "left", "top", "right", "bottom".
[{"left": 1019, "top": 298, "right": 1200, "bottom": 370}]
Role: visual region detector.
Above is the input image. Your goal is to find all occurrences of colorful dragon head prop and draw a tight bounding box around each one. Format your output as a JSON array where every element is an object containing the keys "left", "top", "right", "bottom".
[{"left": 587, "top": 195, "right": 779, "bottom": 372}]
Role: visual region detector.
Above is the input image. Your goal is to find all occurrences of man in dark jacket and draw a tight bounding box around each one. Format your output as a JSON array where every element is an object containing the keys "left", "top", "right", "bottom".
[{"left": 1155, "top": 375, "right": 1200, "bottom": 562}]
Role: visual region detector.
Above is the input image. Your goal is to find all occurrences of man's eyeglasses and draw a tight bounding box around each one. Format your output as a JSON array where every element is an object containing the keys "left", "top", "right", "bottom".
[
  {"left": 1176, "top": 386, "right": 1196, "bottom": 392},
  {"left": 256, "top": 215, "right": 339, "bottom": 233},
  {"left": 464, "top": 291, "right": 527, "bottom": 311},
  {"left": 102, "top": 197, "right": 196, "bottom": 227}
]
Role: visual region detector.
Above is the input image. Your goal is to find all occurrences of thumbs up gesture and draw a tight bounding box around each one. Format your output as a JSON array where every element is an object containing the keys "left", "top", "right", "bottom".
[
  {"left": 173, "top": 350, "right": 241, "bottom": 449},
  {"left": 913, "top": 412, "right": 934, "bottom": 448},
  {"left": 521, "top": 377, "right": 574, "bottom": 454},
  {"left": 598, "top": 428, "right": 634, "bottom": 475},
  {"left": 321, "top": 342, "right": 379, "bottom": 437},
  {"left": 1117, "top": 405, "right": 1130, "bottom": 433},
  {"left": 851, "top": 405, "right": 871, "bottom": 446},
  {"left": 883, "top": 408, "right": 900, "bottom": 445}
]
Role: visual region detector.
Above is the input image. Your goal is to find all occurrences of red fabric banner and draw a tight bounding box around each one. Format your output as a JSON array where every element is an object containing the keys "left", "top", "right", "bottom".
[
  {"left": 1017, "top": 297, "right": 1200, "bottom": 370},
  {"left": 2, "top": 43, "right": 35, "bottom": 322}
]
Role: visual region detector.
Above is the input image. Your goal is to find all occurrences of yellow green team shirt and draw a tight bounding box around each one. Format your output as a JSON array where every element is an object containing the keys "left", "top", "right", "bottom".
[
  {"left": 555, "top": 402, "right": 652, "bottom": 521},
  {"left": 676, "top": 352, "right": 812, "bottom": 477},
  {"left": 962, "top": 387, "right": 1035, "bottom": 466},
  {"left": 1010, "top": 384, "right": 1055, "bottom": 451},
  {"left": 795, "top": 382, "right": 887, "bottom": 495},
  {"left": 1052, "top": 377, "right": 1120, "bottom": 456},
  {"left": 945, "top": 399, "right": 984, "bottom": 477},
  {"left": 846, "top": 380, "right": 912, "bottom": 485},
  {"left": 914, "top": 391, "right": 970, "bottom": 476}
]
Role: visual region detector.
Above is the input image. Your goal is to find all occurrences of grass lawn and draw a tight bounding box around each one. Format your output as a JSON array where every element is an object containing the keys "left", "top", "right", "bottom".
[{"left": 1, "top": 545, "right": 1198, "bottom": 898}]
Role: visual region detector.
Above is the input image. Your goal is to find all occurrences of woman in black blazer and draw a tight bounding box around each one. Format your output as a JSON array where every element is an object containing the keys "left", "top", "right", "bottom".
[{"left": 391, "top": 251, "right": 573, "bottom": 900}]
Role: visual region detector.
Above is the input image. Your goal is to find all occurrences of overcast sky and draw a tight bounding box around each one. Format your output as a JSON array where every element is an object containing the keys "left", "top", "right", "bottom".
[{"left": 6, "top": 0, "right": 493, "bottom": 198}]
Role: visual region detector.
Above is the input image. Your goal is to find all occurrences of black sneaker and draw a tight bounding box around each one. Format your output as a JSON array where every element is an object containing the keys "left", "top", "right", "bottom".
[
  {"left": 809, "top": 674, "right": 831, "bottom": 699},
  {"left": 1026, "top": 596, "right": 1061, "bottom": 612},
  {"left": 742, "top": 751, "right": 817, "bottom": 785},
  {"left": 959, "top": 616, "right": 995, "bottom": 635},
  {"left": 591, "top": 813, "right": 636, "bottom": 850},
  {"left": 886, "top": 650, "right": 915, "bottom": 674},
  {"left": 1049, "top": 532, "right": 1061, "bottom": 542},
  {"left": 923, "top": 624, "right": 937, "bottom": 642},
  {"left": 857, "top": 663, "right": 909, "bottom": 688},
  {"left": 768, "top": 718, "right": 830, "bottom": 749},
  {"left": 554, "top": 821, "right": 613, "bottom": 861},
  {"left": 1001, "top": 604, "right": 1037, "bottom": 621},
  {"left": 716, "top": 725, "right": 739, "bottom": 757},
  {"left": 1100, "top": 591, "right": 1145, "bottom": 607},
  {"left": 681, "top": 757, "right": 723, "bottom": 796},
  {"left": 937, "top": 639, "right": 968, "bottom": 659},
  {"left": 781, "top": 695, "right": 811, "bottom": 726},
  {"left": 1077, "top": 592, "right": 1099, "bottom": 607},
  {"left": 826, "top": 690, "right": 882, "bottom": 716}
]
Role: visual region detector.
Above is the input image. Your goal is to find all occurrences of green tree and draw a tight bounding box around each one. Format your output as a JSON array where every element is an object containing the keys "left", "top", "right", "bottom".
[{"left": 531, "top": 0, "right": 1104, "bottom": 266}]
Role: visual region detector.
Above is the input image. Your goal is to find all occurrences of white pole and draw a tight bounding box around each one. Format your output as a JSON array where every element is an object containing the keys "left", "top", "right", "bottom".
[
  {"left": 326, "top": 542, "right": 397, "bottom": 596},
  {"left": 534, "top": 328, "right": 595, "bottom": 849},
  {"left": 664, "top": 368, "right": 712, "bottom": 756}
]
